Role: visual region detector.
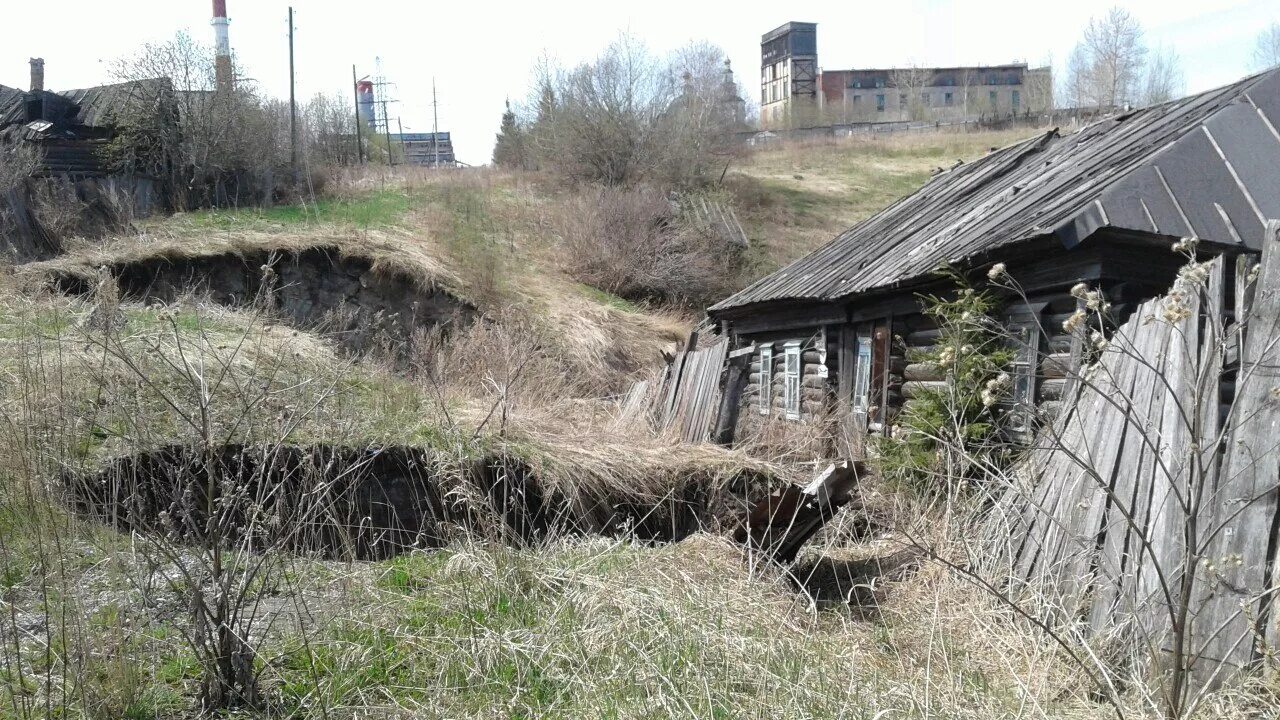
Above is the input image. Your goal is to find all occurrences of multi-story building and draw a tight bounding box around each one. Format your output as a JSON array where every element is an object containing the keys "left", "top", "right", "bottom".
[
  {"left": 760, "top": 22, "right": 1052, "bottom": 129},
  {"left": 760, "top": 22, "right": 818, "bottom": 130}
]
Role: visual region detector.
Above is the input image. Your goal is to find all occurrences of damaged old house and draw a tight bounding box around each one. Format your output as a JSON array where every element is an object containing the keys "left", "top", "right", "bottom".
[
  {"left": 0, "top": 59, "right": 168, "bottom": 259},
  {"left": 672, "top": 65, "right": 1280, "bottom": 449}
]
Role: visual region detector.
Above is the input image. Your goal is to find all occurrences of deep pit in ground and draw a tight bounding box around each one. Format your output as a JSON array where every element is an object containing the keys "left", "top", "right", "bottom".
[
  {"left": 51, "top": 247, "right": 474, "bottom": 355},
  {"left": 66, "top": 444, "right": 786, "bottom": 560}
]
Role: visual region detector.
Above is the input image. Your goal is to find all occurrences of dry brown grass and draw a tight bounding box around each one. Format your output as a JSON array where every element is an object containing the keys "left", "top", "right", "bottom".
[
  {"left": 729, "top": 127, "right": 1046, "bottom": 273},
  {"left": 16, "top": 168, "right": 691, "bottom": 395}
]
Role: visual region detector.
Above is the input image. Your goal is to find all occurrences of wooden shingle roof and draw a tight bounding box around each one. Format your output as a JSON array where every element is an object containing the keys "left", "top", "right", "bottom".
[{"left": 711, "top": 67, "right": 1280, "bottom": 314}]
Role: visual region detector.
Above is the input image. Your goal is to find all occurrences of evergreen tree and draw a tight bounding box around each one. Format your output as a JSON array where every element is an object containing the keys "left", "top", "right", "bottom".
[{"left": 492, "top": 100, "right": 526, "bottom": 168}]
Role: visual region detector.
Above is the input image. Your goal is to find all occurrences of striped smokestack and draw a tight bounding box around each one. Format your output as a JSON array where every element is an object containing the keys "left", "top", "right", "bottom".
[{"left": 212, "top": 0, "right": 233, "bottom": 91}]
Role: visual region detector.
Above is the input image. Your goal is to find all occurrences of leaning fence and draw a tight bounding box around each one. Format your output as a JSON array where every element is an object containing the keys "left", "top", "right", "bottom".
[{"left": 987, "top": 221, "right": 1280, "bottom": 698}]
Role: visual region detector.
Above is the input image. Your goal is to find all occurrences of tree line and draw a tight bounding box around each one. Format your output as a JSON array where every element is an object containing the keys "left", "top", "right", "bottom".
[
  {"left": 1063, "top": 8, "right": 1280, "bottom": 113},
  {"left": 491, "top": 35, "right": 747, "bottom": 189}
]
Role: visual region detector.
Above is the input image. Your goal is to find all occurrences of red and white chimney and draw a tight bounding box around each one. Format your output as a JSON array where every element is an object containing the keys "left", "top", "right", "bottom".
[{"left": 212, "top": 0, "right": 233, "bottom": 91}]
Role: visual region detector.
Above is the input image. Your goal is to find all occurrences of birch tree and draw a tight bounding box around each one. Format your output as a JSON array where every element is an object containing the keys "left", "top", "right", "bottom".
[
  {"left": 1255, "top": 22, "right": 1280, "bottom": 71},
  {"left": 1143, "top": 45, "right": 1185, "bottom": 105},
  {"left": 1065, "top": 7, "right": 1147, "bottom": 111}
]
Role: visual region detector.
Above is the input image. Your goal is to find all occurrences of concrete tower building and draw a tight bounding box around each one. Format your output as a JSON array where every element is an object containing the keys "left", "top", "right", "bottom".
[{"left": 760, "top": 22, "right": 818, "bottom": 129}]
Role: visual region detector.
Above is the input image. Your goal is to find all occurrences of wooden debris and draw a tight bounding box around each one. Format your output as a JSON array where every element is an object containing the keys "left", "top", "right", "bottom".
[{"left": 733, "top": 461, "right": 864, "bottom": 564}]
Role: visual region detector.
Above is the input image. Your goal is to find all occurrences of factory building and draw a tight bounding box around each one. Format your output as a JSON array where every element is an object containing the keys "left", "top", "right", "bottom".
[
  {"left": 760, "top": 21, "right": 1052, "bottom": 129},
  {"left": 391, "top": 132, "right": 456, "bottom": 167}
]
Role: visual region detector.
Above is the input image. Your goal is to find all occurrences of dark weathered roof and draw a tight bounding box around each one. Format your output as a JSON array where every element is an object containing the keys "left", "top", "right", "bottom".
[
  {"left": 711, "top": 67, "right": 1280, "bottom": 314},
  {"left": 0, "top": 84, "right": 25, "bottom": 126},
  {"left": 0, "top": 79, "right": 168, "bottom": 131},
  {"left": 59, "top": 78, "right": 168, "bottom": 127}
]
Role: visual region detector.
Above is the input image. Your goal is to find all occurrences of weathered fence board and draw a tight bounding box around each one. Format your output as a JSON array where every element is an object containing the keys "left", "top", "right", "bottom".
[
  {"left": 989, "top": 225, "right": 1280, "bottom": 696},
  {"left": 652, "top": 337, "right": 729, "bottom": 443}
]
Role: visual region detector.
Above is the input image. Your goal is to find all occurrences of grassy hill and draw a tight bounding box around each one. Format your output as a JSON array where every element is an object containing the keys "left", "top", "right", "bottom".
[{"left": 728, "top": 129, "right": 1039, "bottom": 275}]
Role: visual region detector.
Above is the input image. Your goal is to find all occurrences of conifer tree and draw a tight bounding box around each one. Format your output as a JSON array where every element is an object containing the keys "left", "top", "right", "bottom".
[{"left": 492, "top": 100, "right": 526, "bottom": 168}]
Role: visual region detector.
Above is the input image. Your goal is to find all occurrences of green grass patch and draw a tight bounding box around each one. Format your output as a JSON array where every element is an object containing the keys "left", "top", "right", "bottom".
[
  {"left": 176, "top": 189, "right": 413, "bottom": 231},
  {"left": 577, "top": 284, "right": 641, "bottom": 313}
]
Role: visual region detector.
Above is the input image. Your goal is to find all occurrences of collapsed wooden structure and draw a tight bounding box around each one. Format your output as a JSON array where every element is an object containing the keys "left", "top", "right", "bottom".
[{"left": 989, "top": 221, "right": 1280, "bottom": 693}]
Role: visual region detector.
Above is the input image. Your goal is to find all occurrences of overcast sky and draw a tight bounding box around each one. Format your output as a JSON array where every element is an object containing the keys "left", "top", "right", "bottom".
[{"left": 4, "top": 1, "right": 1276, "bottom": 165}]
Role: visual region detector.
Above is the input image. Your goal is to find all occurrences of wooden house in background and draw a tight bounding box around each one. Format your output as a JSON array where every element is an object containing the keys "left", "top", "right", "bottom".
[
  {"left": 704, "top": 66, "right": 1280, "bottom": 447},
  {"left": 0, "top": 60, "right": 168, "bottom": 259}
]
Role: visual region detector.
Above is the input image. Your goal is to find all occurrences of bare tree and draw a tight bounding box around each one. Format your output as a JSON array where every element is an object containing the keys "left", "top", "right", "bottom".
[
  {"left": 1143, "top": 45, "right": 1185, "bottom": 106},
  {"left": 301, "top": 92, "right": 359, "bottom": 168},
  {"left": 1065, "top": 7, "right": 1147, "bottom": 111},
  {"left": 522, "top": 35, "right": 741, "bottom": 188},
  {"left": 1061, "top": 44, "right": 1090, "bottom": 109},
  {"left": 1254, "top": 22, "right": 1280, "bottom": 71},
  {"left": 105, "top": 31, "right": 287, "bottom": 209},
  {"left": 891, "top": 65, "right": 934, "bottom": 122}
]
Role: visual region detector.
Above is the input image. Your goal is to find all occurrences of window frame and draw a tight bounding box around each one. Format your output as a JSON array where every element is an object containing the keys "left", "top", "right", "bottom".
[
  {"left": 1005, "top": 310, "right": 1044, "bottom": 436},
  {"left": 783, "top": 342, "right": 802, "bottom": 421},
  {"left": 758, "top": 345, "right": 773, "bottom": 415},
  {"left": 852, "top": 332, "right": 874, "bottom": 414}
]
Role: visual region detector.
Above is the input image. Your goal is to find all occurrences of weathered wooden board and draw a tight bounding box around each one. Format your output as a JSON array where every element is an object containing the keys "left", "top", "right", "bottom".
[
  {"left": 653, "top": 337, "right": 730, "bottom": 443},
  {"left": 1193, "top": 221, "right": 1280, "bottom": 685},
  {"left": 988, "top": 239, "right": 1280, "bottom": 696}
]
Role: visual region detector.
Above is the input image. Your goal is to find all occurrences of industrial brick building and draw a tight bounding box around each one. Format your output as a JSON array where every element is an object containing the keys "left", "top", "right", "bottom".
[{"left": 760, "top": 21, "right": 1052, "bottom": 129}]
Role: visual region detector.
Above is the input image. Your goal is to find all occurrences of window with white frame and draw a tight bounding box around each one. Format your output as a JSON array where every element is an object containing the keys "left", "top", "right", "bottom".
[
  {"left": 783, "top": 342, "right": 802, "bottom": 420},
  {"left": 758, "top": 345, "right": 773, "bottom": 415},
  {"left": 1008, "top": 324, "right": 1040, "bottom": 433},
  {"left": 852, "top": 333, "right": 873, "bottom": 414}
]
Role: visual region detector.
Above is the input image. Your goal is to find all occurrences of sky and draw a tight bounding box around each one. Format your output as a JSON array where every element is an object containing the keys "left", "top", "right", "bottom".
[{"left": 4, "top": 1, "right": 1276, "bottom": 165}]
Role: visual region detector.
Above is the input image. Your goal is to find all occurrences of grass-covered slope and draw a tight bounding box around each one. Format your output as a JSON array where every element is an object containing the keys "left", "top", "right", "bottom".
[{"left": 728, "top": 129, "right": 1040, "bottom": 275}]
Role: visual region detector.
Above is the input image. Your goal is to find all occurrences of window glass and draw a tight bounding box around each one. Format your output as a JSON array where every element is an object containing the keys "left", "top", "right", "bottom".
[
  {"left": 1009, "top": 325, "right": 1039, "bottom": 433},
  {"left": 853, "top": 335, "right": 873, "bottom": 412},
  {"left": 758, "top": 346, "right": 773, "bottom": 415},
  {"left": 1012, "top": 90, "right": 1021, "bottom": 109},
  {"left": 784, "top": 343, "right": 802, "bottom": 420}
]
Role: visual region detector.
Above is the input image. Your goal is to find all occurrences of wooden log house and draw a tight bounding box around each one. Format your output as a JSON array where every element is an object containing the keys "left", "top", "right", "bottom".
[{"left": 707, "top": 66, "right": 1280, "bottom": 446}]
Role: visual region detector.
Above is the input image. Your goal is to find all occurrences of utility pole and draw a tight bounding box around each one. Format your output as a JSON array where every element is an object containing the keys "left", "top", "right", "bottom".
[
  {"left": 432, "top": 77, "right": 440, "bottom": 167},
  {"left": 351, "top": 65, "right": 365, "bottom": 165},
  {"left": 383, "top": 103, "right": 395, "bottom": 167},
  {"left": 396, "top": 118, "right": 407, "bottom": 165},
  {"left": 288, "top": 6, "right": 298, "bottom": 185}
]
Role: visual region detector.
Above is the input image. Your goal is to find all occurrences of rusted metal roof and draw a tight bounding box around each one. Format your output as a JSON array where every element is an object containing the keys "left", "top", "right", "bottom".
[{"left": 711, "top": 67, "right": 1280, "bottom": 314}]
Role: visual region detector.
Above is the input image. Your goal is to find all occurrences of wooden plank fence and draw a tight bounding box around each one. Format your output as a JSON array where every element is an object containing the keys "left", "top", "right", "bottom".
[
  {"left": 988, "top": 221, "right": 1280, "bottom": 695},
  {"left": 651, "top": 335, "right": 730, "bottom": 443}
]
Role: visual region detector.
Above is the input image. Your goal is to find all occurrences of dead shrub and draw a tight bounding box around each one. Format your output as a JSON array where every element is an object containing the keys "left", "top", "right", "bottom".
[{"left": 555, "top": 185, "right": 737, "bottom": 306}]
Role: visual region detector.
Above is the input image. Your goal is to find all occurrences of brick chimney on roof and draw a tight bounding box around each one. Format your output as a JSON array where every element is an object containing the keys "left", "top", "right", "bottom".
[{"left": 29, "top": 58, "right": 44, "bottom": 92}]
